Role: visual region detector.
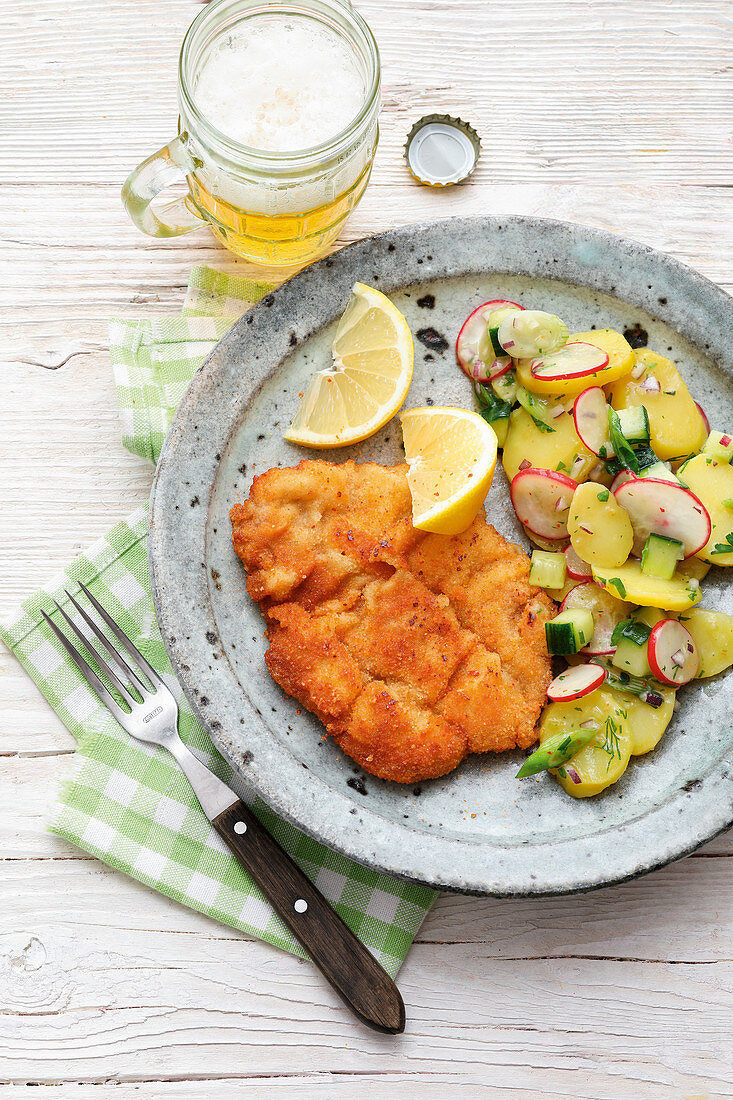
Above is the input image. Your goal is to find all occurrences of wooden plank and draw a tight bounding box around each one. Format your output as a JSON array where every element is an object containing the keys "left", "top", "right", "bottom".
[
  {"left": 2, "top": 1, "right": 731, "bottom": 185},
  {"left": 0, "top": 874, "right": 731, "bottom": 1094},
  {"left": 1, "top": 811, "right": 732, "bottom": 957}
]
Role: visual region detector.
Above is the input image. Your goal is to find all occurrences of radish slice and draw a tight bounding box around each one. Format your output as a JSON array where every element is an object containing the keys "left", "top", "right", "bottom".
[
  {"left": 648, "top": 619, "right": 699, "bottom": 686},
  {"left": 547, "top": 663, "right": 605, "bottom": 702},
  {"left": 694, "top": 402, "right": 710, "bottom": 436},
  {"left": 523, "top": 526, "right": 570, "bottom": 552},
  {"left": 565, "top": 544, "right": 593, "bottom": 579},
  {"left": 456, "top": 299, "right": 523, "bottom": 382},
  {"left": 610, "top": 469, "right": 638, "bottom": 493},
  {"left": 613, "top": 478, "right": 712, "bottom": 558},
  {"left": 560, "top": 581, "right": 633, "bottom": 656},
  {"left": 488, "top": 356, "right": 513, "bottom": 381},
  {"left": 530, "top": 342, "right": 609, "bottom": 383},
  {"left": 573, "top": 387, "right": 614, "bottom": 458},
  {"left": 511, "top": 468, "right": 578, "bottom": 539}
]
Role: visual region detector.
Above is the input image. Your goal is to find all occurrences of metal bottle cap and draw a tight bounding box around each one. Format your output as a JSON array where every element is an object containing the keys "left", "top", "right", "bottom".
[{"left": 404, "top": 114, "right": 481, "bottom": 187}]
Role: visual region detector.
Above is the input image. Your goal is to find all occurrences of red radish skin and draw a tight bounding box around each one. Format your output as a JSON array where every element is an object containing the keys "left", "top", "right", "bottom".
[
  {"left": 610, "top": 469, "right": 638, "bottom": 493},
  {"left": 648, "top": 620, "right": 700, "bottom": 686},
  {"left": 547, "top": 664, "right": 605, "bottom": 702},
  {"left": 695, "top": 402, "right": 710, "bottom": 436},
  {"left": 488, "top": 356, "right": 513, "bottom": 381},
  {"left": 456, "top": 299, "right": 523, "bottom": 382},
  {"left": 613, "top": 477, "right": 712, "bottom": 558},
  {"left": 565, "top": 545, "right": 593, "bottom": 579},
  {"left": 573, "top": 387, "right": 614, "bottom": 458},
  {"left": 530, "top": 342, "right": 609, "bottom": 383},
  {"left": 510, "top": 468, "right": 578, "bottom": 539}
]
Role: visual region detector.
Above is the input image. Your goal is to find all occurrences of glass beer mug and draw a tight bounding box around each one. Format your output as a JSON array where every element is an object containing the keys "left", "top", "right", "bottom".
[{"left": 122, "top": 0, "right": 380, "bottom": 268}]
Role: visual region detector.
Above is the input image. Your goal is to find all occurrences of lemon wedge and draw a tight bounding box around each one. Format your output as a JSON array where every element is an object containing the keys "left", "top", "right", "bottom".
[
  {"left": 284, "top": 282, "right": 414, "bottom": 448},
  {"left": 400, "top": 407, "right": 498, "bottom": 534}
]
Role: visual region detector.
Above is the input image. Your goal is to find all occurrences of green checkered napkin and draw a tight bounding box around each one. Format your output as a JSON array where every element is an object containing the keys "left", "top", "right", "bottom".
[{"left": 1, "top": 266, "right": 437, "bottom": 975}]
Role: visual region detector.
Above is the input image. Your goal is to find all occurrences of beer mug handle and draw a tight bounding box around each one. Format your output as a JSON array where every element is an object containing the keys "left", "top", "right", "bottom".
[{"left": 122, "top": 134, "right": 204, "bottom": 237}]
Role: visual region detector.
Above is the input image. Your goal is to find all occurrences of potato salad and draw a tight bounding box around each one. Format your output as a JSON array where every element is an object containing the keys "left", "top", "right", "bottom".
[{"left": 456, "top": 299, "right": 733, "bottom": 798}]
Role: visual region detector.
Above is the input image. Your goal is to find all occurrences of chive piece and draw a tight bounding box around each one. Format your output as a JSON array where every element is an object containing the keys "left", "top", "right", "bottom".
[
  {"left": 597, "top": 489, "right": 610, "bottom": 502},
  {"left": 516, "top": 727, "right": 599, "bottom": 779}
]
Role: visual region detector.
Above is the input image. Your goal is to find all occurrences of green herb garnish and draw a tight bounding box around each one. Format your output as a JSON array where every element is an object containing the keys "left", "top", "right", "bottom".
[
  {"left": 474, "top": 383, "right": 513, "bottom": 425},
  {"left": 597, "top": 489, "right": 610, "bottom": 502},
  {"left": 710, "top": 533, "right": 733, "bottom": 556},
  {"left": 608, "top": 407, "right": 639, "bottom": 473},
  {"left": 611, "top": 618, "right": 652, "bottom": 647},
  {"left": 607, "top": 576, "right": 627, "bottom": 598}
]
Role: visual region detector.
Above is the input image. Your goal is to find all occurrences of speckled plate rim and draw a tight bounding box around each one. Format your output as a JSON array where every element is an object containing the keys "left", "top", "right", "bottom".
[{"left": 149, "top": 215, "right": 733, "bottom": 896}]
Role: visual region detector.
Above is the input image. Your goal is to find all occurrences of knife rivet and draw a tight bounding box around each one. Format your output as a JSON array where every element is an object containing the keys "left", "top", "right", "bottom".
[
  {"left": 294, "top": 899, "right": 308, "bottom": 913},
  {"left": 234, "top": 821, "right": 247, "bottom": 834}
]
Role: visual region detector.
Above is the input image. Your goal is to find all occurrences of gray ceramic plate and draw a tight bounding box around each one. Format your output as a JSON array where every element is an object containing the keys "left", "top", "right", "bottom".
[{"left": 149, "top": 216, "right": 733, "bottom": 896}]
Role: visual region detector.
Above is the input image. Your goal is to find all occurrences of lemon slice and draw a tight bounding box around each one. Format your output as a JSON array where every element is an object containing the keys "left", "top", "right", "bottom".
[
  {"left": 284, "top": 282, "right": 414, "bottom": 448},
  {"left": 400, "top": 407, "right": 498, "bottom": 534}
]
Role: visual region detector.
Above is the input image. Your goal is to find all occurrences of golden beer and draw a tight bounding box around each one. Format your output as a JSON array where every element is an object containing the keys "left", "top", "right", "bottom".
[{"left": 123, "top": 0, "right": 380, "bottom": 268}]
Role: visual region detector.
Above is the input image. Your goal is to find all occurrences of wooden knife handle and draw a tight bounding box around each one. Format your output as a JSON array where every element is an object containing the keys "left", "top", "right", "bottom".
[{"left": 212, "top": 799, "right": 406, "bottom": 1034}]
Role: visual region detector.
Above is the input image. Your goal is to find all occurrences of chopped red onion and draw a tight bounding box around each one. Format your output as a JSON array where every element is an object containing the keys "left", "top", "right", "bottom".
[
  {"left": 551, "top": 406, "right": 565, "bottom": 419},
  {"left": 519, "top": 459, "right": 532, "bottom": 471},
  {"left": 555, "top": 496, "right": 569, "bottom": 512},
  {"left": 579, "top": 524, "right": 594, "bottom": 535},
  {"left": 565, "top": 765, "right": 582, "bottom": 785},
  {"left": 639, "top": 376, "right": 661, "bottom": 393},
  {"left": 670, "top": 648, "right": 685, "bottom": 667}
]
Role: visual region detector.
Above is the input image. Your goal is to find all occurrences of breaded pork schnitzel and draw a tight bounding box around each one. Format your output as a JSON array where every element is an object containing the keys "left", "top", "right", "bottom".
[{"left": 230, "top": 460, "right": 555, "bottom": 783}]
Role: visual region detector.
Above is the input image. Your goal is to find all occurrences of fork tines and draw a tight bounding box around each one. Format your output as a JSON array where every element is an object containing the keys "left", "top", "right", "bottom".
[{"left": 41, "top": 581, "right": 160, "bottom": 718}]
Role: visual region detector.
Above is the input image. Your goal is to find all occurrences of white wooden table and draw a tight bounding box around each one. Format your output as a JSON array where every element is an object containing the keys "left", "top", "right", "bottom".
[{"left": 2, "top": 1, "right": 732, "bottom": 1095}]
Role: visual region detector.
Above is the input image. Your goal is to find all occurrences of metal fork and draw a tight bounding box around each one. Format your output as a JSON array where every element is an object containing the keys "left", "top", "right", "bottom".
[{"left": 43, "top": 581, "right": 405, "bottom": 1035}]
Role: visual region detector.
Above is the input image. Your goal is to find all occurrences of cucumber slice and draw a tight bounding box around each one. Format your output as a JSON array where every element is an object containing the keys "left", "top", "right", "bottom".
[
  {"left": 510, "top": 468, "right": 578, "bottom": 539},
  {"left": 641, "top": 533, "right": 684, "bottom": 580},
  {"left": 648, "top": 619, "right": 699, "bottom": 686},
  {"left": 515, "top": 386, "right": 564, "bottom": 432},
  {"left": 545, "top": 609, "right": 595, "bottom": 655},
  {"left": 638, "top": 462, "right": 679, "bottom": 484},
  {"left": 607, "top": 624, "right": 647, "bottom": 673},
  {"left": 560, "top": 580, "right": 633, "bottom": 655},
  {"left": 455, "top": 299, "right": 523, "bottom": 382},
  {"left": 487, "top": 305, "right": 523, "bottom": 356},
  {"left": 617, "top": 405, "right": 650, "bottom": 446},
  {"left": 491, "top": 369, "right": 517, "bottom": 404},
  {"left": 498, "top": 310, "right": 569, "bottom": 359},
  {"left": 529, "top": 549, "right": 567, "bottom": 589},
  {"left": 702, "top": 430, "right": 733, "bottom": 463}
]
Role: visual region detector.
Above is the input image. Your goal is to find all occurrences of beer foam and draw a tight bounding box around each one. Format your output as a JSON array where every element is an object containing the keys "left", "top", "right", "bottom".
[{"left": 193, "top": 17, "right": 366, "bottom": 152}]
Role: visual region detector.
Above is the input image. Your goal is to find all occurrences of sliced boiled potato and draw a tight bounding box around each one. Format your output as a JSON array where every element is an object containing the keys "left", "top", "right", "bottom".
[
  {"left": 612, "top": 684, "right": 676, "bottom": 755},
  {"left": 568, "top": 482, "right": 634, "bottom": 568},
  {"left": 677, "top": 609, "right": 733, "bottom": 678},
  {"left": 545, "top": 578, "right": 583, "bottom": 603},
  {"left": 592, "top": 559, "right": 703, "bottom": 612},
  {"left": 677, "top": 453, "right": 733, "bottom": 565},
  {"left": 538, "top": 687, "right": 632, "bottom": 797},
  {"left": 502, "top": 406, "right": 596, "bottom": 482},
  {"left": 516, "top": 329, "right": 635, "bottom": 396},
  {"left": 676, "top": 555, "right": 711, "bottom": 583},
  {"left": 607, "top": 348, "right": 707, "bottom": 462}
]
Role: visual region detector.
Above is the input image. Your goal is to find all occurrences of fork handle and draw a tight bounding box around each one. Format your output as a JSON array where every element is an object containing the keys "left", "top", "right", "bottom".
[{"left": 212, "top": 799, "right": 405, "bottom": 1035}]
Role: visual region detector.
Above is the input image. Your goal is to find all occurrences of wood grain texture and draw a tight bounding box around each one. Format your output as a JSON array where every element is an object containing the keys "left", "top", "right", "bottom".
[{"left": 1, "top": 0, "right": 732, "bottom": 1093}]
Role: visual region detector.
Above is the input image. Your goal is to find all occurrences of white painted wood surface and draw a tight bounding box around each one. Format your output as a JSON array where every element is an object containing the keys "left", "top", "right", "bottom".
[{"left": 1, "top": 0, "right": 732, "bottom": 1094}]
